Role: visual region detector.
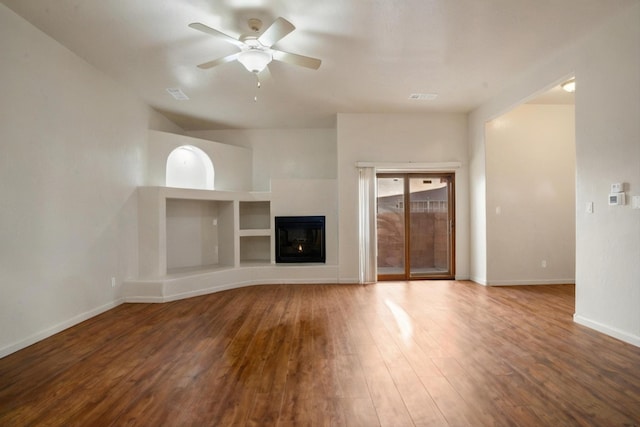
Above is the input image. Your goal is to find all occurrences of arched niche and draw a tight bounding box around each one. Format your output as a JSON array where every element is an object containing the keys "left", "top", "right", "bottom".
[{"left": 166, "top": 145, "right": 214, "bottom": 190}]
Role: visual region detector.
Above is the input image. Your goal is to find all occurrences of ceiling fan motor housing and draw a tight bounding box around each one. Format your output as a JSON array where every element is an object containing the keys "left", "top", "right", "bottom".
[{"left": 248, "top": 18, "right": 263, "bottom": 32}]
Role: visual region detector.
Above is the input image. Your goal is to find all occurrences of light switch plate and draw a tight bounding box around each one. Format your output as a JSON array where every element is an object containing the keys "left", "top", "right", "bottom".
[
  {"left": 586, "top": 201, "right": 594, "bottom": 213},
  {"left": 632, "top": 195, "right": 640, "bottom": 210}
]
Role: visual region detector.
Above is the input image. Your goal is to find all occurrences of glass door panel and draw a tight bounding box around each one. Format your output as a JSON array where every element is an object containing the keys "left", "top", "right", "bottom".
[
  {"left": 409, "top": 176, "right": 452, "bottom": 278},
  {"left": 376, "top": 176, "right": 406, "bottom": 279}
]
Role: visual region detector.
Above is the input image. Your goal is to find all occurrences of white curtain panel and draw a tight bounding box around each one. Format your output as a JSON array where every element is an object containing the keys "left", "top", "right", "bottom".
[{"left": 358, "top": 167, "right": 377, "bottom": 284}]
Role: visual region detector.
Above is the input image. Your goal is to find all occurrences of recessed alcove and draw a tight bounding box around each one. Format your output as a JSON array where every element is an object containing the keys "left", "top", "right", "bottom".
[
  {"left": 166, "top": 199, "right": 227, "bottom": 272},
  {"left": 166, "top": 145, "right": 214, "bottom": 190},
  {"left": 239, "top": 201, "right": 271, "bottom": 229},
  {"left": 239, "top": 235, "right": 271, "bottom": 264}
]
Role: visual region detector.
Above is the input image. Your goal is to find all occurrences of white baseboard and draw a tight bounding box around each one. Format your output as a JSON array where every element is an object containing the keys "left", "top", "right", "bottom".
[
  {"left": 155, "top": 280, "right": 258, "bottom": 303},
  {"left": 469, "top": 276, "right": 487, "bottom": 285},
  {"left": 0, "top": 300, "right": 123, "bottom": 359},
  {"left": 573, "top": 314, "right": 640, "bottom": 348},
  {"left": 124, "top": 278, "right": 339, "bottom": 304},
  {"left": 486, "top": 278, "right": 575, "bottom": 286},
  {"left": 122, "top": 264, "right": 345, "bottom": 303}
]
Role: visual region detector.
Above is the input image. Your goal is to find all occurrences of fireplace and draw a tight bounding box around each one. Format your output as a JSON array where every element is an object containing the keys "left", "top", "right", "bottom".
[{"left": 275, "top": 216, "right": 326, "bottom": 263}]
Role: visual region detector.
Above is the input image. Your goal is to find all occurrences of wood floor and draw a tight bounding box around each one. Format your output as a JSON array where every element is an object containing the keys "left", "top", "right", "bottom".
[{"left": 1, "top": 282, "right": 639, "bottom": 426}]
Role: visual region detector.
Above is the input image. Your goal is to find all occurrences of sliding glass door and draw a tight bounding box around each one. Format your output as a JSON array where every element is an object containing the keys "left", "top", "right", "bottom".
[{"left": 377, "top": 173, "right": 455, "bottom": 280}]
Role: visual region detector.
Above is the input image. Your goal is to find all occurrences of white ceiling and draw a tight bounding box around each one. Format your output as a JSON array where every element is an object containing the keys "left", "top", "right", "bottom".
[{"left": 3, "top": 0, "right": 634, "bottom": 130}]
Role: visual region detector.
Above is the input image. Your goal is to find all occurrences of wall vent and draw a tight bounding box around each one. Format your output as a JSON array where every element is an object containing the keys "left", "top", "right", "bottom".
[{"left": 409, "top": 93, "right": 438, "bottom": 100}]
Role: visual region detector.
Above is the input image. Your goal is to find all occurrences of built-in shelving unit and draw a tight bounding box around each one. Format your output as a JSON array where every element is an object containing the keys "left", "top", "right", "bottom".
[
  {"left": 136, "top": 186, "right": 271, "bottom": 275},
  {"left": 122, "top": 187, "right": 272, "bottom": 301},
  {"left": 123, "top": 183, "right": 339, "bottom": 303}
]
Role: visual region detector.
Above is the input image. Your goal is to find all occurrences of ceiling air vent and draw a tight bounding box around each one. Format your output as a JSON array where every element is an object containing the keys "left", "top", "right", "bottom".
[
  {"left": 166, "top": 88, "right": 189, "bottom": 100},
  {"left": 409, "top": 93, "right": 438, "bottom": 101}
]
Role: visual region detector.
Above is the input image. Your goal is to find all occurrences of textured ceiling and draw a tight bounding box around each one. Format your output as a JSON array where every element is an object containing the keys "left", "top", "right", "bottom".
[{"left": 2, "top": 0, "right": 633, "bottom": 129}]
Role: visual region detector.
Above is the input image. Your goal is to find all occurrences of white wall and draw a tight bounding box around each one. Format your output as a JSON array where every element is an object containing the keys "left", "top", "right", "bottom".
[
  {"left": 337, "top": 113, "right": 469, "bottom": 283},
  {"left": 485, "top": 104, "right": 575, "bottom": 284},
  {"left": 469, "top": 3, "right": 640, "bottom": 345},
  {"left": 573, "top": 4, "right": 640, "bottom": 345},
  {"left": 0, "top": 5, "right": 150, "bottom": 356},
  {"left": 188, "top": 129, "right": 337, "bottom": 191},
  {"left": 149, "top": 109, "right": 185, "bottom": 135}
]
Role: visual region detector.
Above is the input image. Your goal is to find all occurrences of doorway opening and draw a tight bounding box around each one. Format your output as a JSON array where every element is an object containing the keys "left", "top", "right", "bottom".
[
  {"left": 377, "top": 173, "right": 455, "bottom": 280},
  {"left": 483, "top": 77, "right": 575, "bottom": 285}
]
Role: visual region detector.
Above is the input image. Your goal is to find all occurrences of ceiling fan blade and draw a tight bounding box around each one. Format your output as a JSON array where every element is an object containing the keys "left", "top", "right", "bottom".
[
  {"left": 197, "top": 52, "right": 240, "bottom": 69},
  {"left": 272, "top": 50, "right": 321, "bottom": 70},
  {"left": 189, "top": 22, "right": 244, "bottom": 47},
  {"left": 258, "top": 17, "right": 295, "bottom": 47}
]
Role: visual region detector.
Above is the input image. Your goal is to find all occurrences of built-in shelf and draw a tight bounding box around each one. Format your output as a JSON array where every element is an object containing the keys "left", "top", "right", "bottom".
[
  {"left": 239, "top": 201, "right": 271, "bottom": 230},
  {"left": 240, "top": 235, "right": 271, "bottom": 264},
  {"left": 123, "top": 183, "right": 339, "bottom": 303},
  {"left": 136, "top": 186, "right": 272, "bottom": 278},
  {"left": 238, "top": 200, "right": 272, "bottom": 265},
  {"left": 166, "top": 198, "right": 233, "bottom": 271}
]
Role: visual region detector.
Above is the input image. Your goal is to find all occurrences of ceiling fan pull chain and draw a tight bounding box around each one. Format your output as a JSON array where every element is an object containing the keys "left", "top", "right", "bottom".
[{"left": 254, "top": 73, "right": 261, "bottom": 102}]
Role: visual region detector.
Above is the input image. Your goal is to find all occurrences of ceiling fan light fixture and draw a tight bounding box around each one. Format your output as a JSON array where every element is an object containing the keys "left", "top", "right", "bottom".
[
  {"left": 561, "top": 78, "right": 576, "bottom": 93},
  {"left": 237, "top": 49, "right": 272, "bottom": 73}
]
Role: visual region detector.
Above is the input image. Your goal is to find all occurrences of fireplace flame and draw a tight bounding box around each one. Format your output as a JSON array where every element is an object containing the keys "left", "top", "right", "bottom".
[{"left": 297, "top": 243, "right": 303, "bottom": 252}]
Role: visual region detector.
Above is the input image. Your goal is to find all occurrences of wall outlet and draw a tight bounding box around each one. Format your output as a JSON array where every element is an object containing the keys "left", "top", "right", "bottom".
[
  {"left": 111, "top": 277, "right": 116, "bottom": 288},
  {"left": 541, "top": 260, "right": 547, "bottom": 268}
]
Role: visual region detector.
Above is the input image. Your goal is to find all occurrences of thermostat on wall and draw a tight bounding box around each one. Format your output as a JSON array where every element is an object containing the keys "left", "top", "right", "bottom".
[{"left": 609, "top": 192, "right": 625, "bottom": 206}]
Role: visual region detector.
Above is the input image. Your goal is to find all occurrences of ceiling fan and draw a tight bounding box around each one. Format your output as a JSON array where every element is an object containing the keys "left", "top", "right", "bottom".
[{"left": 189, "top": 17, "right": 322, "bottom": 75}]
